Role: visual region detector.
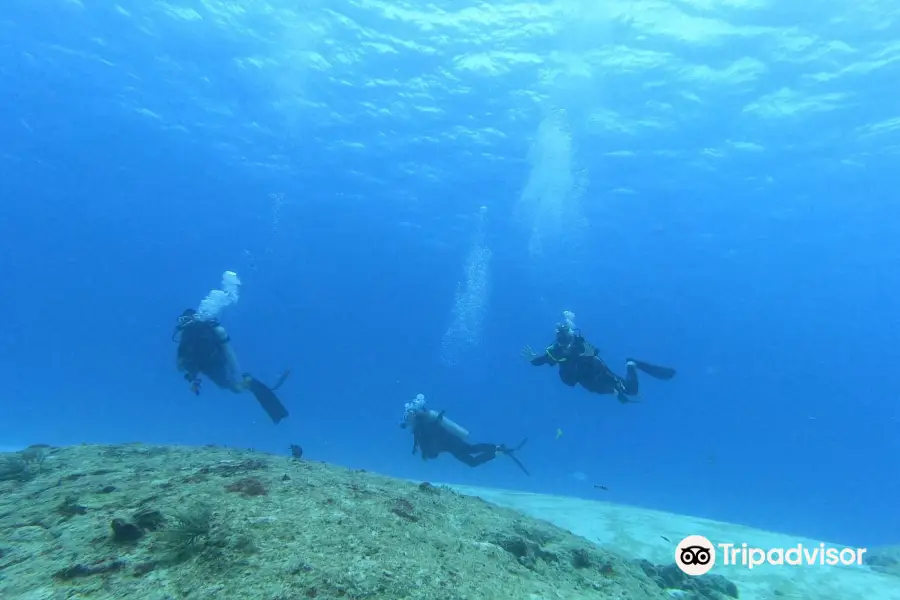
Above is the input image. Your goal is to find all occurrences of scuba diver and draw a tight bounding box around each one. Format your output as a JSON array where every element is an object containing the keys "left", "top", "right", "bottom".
[
  {"left": 523, "top": 311, "right": 676, "bottom": 403},
  {"left": 173, "top": 308, "right": 291, "bottom": 424},
  {"left": 399, "top": 394, "right": 530, "bottom": 475}
]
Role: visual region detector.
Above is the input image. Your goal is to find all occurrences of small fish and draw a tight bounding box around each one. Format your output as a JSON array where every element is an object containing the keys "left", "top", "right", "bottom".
[
  {"left": 661, "top": 535, "right": 671, "bottom": 543},
  {"left": 289, "top": 444, "right": 303, "bottom": 460},
  {"left": 190, "top": 377, "right": 202, "bottom": 396},
  {"left": 555, "top": 428, "right": 563, "bottom": 440},
  {"left": 593, "top": 484, "right": 608, "bottom": 491}
]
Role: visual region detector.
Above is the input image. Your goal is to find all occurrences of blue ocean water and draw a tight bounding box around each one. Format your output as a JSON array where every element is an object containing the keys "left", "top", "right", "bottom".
[{"left": 1, "top": 0, "right": 897, "bottom": 551}]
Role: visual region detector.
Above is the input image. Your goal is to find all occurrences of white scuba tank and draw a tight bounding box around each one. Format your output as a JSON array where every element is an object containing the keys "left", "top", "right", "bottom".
[
  {"left": 405, "top": 394, "right": 470, "bottom": 439},
  {"left": 424, "top": 409, "right": 470, "bottom": 439}
]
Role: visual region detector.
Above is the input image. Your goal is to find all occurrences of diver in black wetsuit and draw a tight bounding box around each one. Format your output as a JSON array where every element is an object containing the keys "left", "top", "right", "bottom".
[
  {"left": 173, "top": 308, "right": 291, "bottom": 424},
  {"left": 399, "top": 396, "right": 529, "bottom": 475},
  {"left": 523, "top": 319, "right": 676, "bottom": 403}
]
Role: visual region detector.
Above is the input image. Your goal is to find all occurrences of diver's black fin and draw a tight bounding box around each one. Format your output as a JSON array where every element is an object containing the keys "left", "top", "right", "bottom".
[
  {"left": 506, "top": 452, "right": 530, "bottom": 476},
  {"left": 629, "top": 359, "right": 676, "bottom": 380},
  {"left": 271, "top": 369, "right": 292, "bottom": 391},
  {"left": 502, "top": 439, "right": 530, "bottom": 476},
  {"left": 615, "top": 390, "right": 642, "bottom": 404},
  {"left": 245, "top": 376, "right": 289, "bottom": 424}
]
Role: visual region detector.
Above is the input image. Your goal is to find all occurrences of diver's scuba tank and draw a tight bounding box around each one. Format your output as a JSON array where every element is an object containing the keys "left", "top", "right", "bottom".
[
  {"left": 423, "top": 409, "right": 470, "bottom": 439},
  {"left": 401, "top": 394, "right": 470, "bottom": 439}
]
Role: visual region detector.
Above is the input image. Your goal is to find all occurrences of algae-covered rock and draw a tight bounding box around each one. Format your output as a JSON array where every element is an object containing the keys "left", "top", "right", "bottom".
[
  {"left": 0, "top": 443, "right": 676, "bottom": 600},
  {"left": 866, "top": 545, "right": 900, "bottom": 577}
]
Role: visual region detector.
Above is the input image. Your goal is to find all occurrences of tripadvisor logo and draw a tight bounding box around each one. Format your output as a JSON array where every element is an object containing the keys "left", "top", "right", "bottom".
[
  {"left": 675, "top": 535, "right": 867, "bottom": 575},
  {"left": 675, "top": 535, "right": 716, "bottom": 576}
]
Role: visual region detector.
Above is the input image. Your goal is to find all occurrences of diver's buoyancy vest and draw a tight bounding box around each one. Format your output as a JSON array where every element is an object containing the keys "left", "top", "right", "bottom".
[{"left": 178, "top": 321, "right": 225, "bottom": 368}]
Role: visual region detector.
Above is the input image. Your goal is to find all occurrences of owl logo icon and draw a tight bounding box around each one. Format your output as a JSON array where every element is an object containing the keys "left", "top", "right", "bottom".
[{"left": 675, "top": 535, "right": 716, "bottom": 576}]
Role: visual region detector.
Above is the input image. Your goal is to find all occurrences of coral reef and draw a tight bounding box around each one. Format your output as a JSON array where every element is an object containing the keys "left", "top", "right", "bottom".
[
  {"left": 866, "top": 546, "right": 900, "bottom": 578},
  {"left": 0, "top": 446, "right": 48, "bottom": 482},
  {"left": 0, "top": 444, "right": 738, "bottom": 599}
]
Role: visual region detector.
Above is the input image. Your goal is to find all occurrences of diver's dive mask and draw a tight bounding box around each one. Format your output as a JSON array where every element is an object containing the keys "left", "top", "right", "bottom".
[
  {"left": 172, "top": 310, "right": 198, "bottom": 341},
  {"left": 177, "top": 310, "right": 197, "bottom": 327},
  {"left": 555, "top": 324, "right": 574, "bottom": 345},
  {"left": 398, "top": 394, "right": 427, "bottom": 428}
]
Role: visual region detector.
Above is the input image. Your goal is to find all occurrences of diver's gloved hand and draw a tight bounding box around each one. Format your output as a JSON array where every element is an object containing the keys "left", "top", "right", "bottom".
[{"left": 521, "top": 345, "right": 537, "bottom": 361}]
